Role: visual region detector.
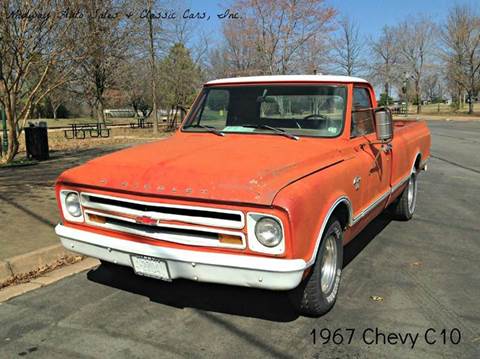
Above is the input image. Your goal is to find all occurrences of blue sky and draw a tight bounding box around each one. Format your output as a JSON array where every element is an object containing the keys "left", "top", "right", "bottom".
[
  {"left": 178, "top": 0, "right": 478, "bottom": 41},
  {"left": 327, "top": 0, "right": 478, "bottom": 37}
]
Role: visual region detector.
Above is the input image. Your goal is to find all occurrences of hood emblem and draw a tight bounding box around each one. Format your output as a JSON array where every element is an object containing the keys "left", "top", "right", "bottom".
[{"left": 135, "top": 216, "right": 158, "bottom": 226}]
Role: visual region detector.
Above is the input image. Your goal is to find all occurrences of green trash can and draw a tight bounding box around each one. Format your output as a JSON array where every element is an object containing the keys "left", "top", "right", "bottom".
[{"left": 24, "top": 122, "right": 49, "bottom": 160}]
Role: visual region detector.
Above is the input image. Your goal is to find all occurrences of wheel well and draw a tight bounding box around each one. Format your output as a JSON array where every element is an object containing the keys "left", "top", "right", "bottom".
[
  {"left": 331, "top": 201, "right": 350, "bottom": 230},
  {"left": 414, "top": 154, "right": 422, "bottom": 171}
]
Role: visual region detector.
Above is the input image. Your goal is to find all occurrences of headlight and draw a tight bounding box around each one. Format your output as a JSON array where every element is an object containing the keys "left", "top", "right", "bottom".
[
  {"left": 65, "top": 192, "right": 82, "bottom": 217},
  {"left": 254, "top": 217, "right": 283, "bottom": 247}
]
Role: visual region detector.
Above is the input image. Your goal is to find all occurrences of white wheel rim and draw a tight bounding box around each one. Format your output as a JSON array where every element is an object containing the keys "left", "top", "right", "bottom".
[
  {"left": 407, "top": 173, "right": 417, "bottom": 214},
  {"left": 321, "top": 235, "right": 337, "bottom": 294}
]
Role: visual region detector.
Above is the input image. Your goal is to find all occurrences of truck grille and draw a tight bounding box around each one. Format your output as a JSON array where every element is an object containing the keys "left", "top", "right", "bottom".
[{"left": 79, "top": 192, "right": 246, "bottom": 249}]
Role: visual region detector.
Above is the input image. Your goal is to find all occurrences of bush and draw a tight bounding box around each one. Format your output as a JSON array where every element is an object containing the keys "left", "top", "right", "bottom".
[{"left": 378, "top": 93, "right": 394, "bottom": 106}]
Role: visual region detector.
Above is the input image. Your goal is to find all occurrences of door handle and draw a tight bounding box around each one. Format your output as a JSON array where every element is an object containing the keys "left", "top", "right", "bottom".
[{"left": 382, "top": 143, "right": 392, "bottom": 153}]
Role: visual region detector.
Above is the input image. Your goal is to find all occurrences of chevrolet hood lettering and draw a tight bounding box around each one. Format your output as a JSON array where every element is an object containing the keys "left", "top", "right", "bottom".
[{"left": 58, "top": 135, "right": 345, "bottom": 205}]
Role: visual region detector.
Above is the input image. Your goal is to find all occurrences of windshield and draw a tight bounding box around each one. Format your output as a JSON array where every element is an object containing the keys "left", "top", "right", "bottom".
[{"left": 183, "top": 85, "right": 347, "bottom": 137}]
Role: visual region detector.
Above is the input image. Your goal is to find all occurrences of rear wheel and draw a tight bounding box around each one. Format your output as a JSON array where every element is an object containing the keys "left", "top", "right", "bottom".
[
  {"left": 392, "top": 171, "right": 417, "bottom": 221},
  {"left": 289, "top": 218, "right": 343, "bottom": 317}
]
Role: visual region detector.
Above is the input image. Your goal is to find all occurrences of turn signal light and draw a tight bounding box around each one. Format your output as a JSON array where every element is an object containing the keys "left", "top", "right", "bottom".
[
  {"left": 218, "top": 234, "right": 243, "bottom": 246},
  {"left": 88, "top": 213, "right": 107, "bottom": 224}
]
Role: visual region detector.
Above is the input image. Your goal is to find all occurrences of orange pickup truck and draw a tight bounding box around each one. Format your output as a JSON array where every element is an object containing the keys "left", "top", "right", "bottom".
[{"left": 55, "top": 75, "right": 431, "bottom": 316}]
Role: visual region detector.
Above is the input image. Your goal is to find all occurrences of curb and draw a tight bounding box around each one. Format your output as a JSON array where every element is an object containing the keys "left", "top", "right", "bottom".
[
  {"left": 0, "top": 258, "right": 100, "bottom": 302},
  {"left": 0, "top": 244, "right": 76, "bottom": 283}
]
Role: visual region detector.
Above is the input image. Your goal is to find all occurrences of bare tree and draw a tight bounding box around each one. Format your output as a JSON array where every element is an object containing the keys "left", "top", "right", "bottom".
[
  {"left": 396, "top": 17, "right": 436, "bottom": 114},
  {"left": 221, "top": 17, "right": 261, "bottom": 76},
  {"left": 74, "top": 0, "right": 131, "bottom": 124},
  {"left": 207, "top": 46, "right": 234, "bottom": 79},
  {"left": 48, "top": 84, "right": 73, "bottom": 120},
  {"left": 163, "top": 2, "right": 211, "bottom": 67},
  {"left": 440, "top": 5, "right": 480, "bottom": 114},
  {"left": 369, "top": 25, "right": 399, "bottom": 105},
  {"left": 146, "top": 0, "right": 159, "bottom": 133},
  {"left": 330, "top": 17, "right": 364, "bottom": 76},
  {"left": 0, "top": 0, "right": 79, "bottom": 163},
  {"left": 222, "top": 0, "right": 336, "bottom": 75},
  {"left": 119, "top": 58, "right": 152, "bottom": 117},
  {"left": 421, "top": 63, "right": 447, "bottom": 105}
]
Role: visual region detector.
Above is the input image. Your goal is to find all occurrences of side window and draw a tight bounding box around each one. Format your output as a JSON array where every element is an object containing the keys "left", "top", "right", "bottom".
[{"left": 351, "top": 87, "right": 375, "bottom": 137}]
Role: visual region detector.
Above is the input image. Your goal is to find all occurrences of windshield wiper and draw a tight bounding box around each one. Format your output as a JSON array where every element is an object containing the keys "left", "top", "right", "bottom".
[
  {"left": 242, "top": 124, "right": 299, "bottom": 140},
  {"left": 184, "top": 124, "right": 225, "bottom": 136}
]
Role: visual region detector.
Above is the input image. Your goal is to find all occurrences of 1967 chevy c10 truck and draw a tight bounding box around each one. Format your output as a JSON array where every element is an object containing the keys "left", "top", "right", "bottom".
[{"left": 55, "top": 75, "right": 430, "bottom": 316}]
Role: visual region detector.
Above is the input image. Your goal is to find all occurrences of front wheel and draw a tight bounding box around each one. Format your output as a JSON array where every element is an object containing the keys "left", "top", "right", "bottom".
[
  {"left": 391, "top": 171, "right": 417, "bottom": 221},
  {"left": 289, "top": 218, "right": 343, "bottom": 317}
]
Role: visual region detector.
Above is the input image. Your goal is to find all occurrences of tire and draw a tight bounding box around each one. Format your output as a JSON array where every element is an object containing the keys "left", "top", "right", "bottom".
[
  {"left": 392, "top": 171, "right": 417, "bottom": 221},
  {"left": 289, "top": 218, "right": 343, "bottom": 317}
]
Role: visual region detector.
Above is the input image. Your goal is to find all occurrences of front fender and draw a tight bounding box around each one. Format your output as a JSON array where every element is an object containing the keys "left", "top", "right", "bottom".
[{"left": 273, "top": 161, "right": 354, "bottom": 266}]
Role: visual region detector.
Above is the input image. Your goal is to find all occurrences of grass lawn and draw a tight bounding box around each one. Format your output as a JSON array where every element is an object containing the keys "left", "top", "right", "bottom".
[
  {"left": 404, "top": 102, "right": 479, "bottom": 116},
  {"left": 29, "top": 116, "right": 169, "bottom": 128},
  {"left": 14, "top": 126, "right": 172, "bottom": 156},
  {"left": 32, "top": 117, "right": 132, "bottom": 128}
]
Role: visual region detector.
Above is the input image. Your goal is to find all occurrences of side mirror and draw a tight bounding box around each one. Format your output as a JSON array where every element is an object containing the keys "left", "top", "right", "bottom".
[{"left": 375, "top": 108, "right": 393, "bottom": 142}]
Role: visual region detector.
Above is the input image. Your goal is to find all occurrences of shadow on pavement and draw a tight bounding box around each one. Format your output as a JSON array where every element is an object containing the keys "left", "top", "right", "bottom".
[
  {"left": 0, "top": 192, "right": 56, "bottom": 227},
  {"left": 343, "top": 212, "right": 392, "bottom": 267},
  {"left": 87, "top": 213, "right": 393, "bottom": 322},
  {"left": 0, "top": 146, "right": 127, "bottom": 191},
  {"left": 88, "top": 263, "right": 299, "bottom": 322}
]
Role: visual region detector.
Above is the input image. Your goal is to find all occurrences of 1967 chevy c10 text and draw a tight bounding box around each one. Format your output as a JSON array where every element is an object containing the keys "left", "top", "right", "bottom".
[{"left": 55, "top": 75, "right": 431, "bottom": 316}]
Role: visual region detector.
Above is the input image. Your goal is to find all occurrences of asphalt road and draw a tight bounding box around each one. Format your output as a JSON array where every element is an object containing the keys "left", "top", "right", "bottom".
[{"left": 0, "top": 120, "right": 479, "bottom": 358}]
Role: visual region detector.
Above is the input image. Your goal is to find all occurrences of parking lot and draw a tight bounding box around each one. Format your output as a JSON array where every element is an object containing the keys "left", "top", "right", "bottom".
[{"left": 0, "top": 120, "right": 479, "bottom": 358}]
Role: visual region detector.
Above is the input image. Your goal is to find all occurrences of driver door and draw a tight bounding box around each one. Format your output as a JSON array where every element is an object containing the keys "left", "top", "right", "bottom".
[{"left": 351, "top": 86, "right": 391, "bottom": 217}]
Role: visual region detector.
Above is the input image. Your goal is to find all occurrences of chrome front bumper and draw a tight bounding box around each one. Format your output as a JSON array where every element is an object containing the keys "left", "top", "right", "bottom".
[{"left": 55, "top": 224, "right": 307, "bottom": 290}]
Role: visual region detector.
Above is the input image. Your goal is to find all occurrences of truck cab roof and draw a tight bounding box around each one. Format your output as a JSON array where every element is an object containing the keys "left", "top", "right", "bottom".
[{"left": 205, "top": 75, "right": 368, "bottom": 86}]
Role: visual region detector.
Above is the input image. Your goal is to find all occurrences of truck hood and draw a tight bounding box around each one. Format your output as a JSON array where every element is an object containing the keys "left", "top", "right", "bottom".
[{"left": 58, "top": 133, "right": 345, "bottom": 205}]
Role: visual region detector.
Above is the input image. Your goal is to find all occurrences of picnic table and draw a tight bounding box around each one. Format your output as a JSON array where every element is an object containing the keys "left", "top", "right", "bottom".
[
  {"left": 64, "top": 122, "right": 110, "bottom": 139},
  {"left": 389, "top": 104, "right": 407, "bottom": 115},
  {"left": 130, "top": 117, "right": 153, "bottom": 129}
]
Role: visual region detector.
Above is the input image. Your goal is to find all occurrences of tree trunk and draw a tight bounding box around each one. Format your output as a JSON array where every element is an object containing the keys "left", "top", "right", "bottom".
[
  {"left": 148, "top": 0, "right": 159, "bottom": 134},
  {"left": 1, "top": 106, "right": 19, "bottom": 164},
  {"left": 132, "top": 102, "right": 138, "bottom": 118},
  {"left": 101, "top": 101, "right": 106, "bottom": 125},
  {"left": 166, "top": 105, "right": 179, "bottom": 131},
  {"left": 416, "top": 81, "right": 421, "bottom": 114},
  {"left": 172, "top": 106, "right": 179, "bottom": 130},
  {"left": 96, "top": 101, "right": 106, "bottom": 125},
  {"left": 385, "top": 82, "right": 390, "bottom": 106},
  {"left": 53, "top": 105, "right": 59, "bottom": 120},
  {"left": 468, "top": 89, "right": 473, "bottom": 114}
]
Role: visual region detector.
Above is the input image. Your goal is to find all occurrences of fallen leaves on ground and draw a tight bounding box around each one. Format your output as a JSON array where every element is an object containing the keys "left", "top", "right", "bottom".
[
  {"left": 18, "top": 127, "right": 170, "bottom": 153},
  {"left": 370, "top": 295, "right": 384, "bottom": 302},
  {"left": 0, "top": 255, "right": 83, "bottom": 289}
]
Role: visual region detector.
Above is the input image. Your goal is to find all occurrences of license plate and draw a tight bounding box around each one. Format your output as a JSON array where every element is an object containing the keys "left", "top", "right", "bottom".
[{"left": 131, "top": 255, "right": 171, "bottom": 281}]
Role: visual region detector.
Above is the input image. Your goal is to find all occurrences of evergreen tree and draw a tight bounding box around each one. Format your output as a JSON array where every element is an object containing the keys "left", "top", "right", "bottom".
[{"left": 159, "top": 43, "right": 202, "bottom": 130}]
